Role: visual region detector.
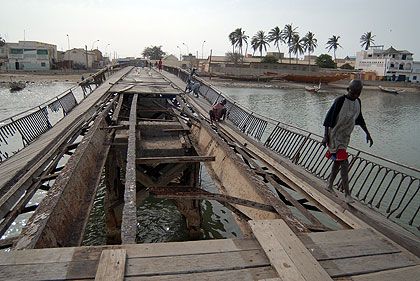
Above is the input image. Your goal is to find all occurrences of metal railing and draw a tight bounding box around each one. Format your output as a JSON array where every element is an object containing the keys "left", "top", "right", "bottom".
[
  {"left": 0, "top": 65, "right": 121, "bottom": 163},
  {"left": 164, "top": 65, "right": 420, "bottom": 232}
]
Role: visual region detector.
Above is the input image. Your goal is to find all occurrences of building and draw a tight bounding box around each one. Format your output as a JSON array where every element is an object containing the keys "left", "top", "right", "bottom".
[
  {"left": 4, "top": 41, "right": 57, "bottom": 71},
  {"left": 356, "top": 46, "right": 417, "bottom": 82},
  {"left": 63, "top": 48, "right": 98, "bottom": 69}
]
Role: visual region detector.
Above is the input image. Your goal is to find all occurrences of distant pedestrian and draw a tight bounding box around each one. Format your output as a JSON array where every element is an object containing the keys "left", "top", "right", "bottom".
[
  {"left": 158, "top": 59, "right": 162, "bottom": 72},
  {"left": 322, "top": 79, "right": 373, "bottom": 203},
  {"left": 141, "top": 61, "right": 145, "bottom": 69},
  {"left": 209, "top": 99, "right": 227, "bottom": 124}
]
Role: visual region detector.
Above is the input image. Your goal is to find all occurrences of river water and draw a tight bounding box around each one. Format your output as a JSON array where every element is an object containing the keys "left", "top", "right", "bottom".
[{"left": 1, "top": 81, "right": 419, "bottom": 245}]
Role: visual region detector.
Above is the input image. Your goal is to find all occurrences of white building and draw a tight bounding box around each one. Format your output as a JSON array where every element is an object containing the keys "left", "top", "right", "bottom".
[
  {"left": 356, "top": 46, "right": 416, "bottom": 82},
  {"left": 64, "top": 48, "right": 97, "bottom": 69},
  {"left": 5, "top": 41, "right": 57, "bottom": 70}
]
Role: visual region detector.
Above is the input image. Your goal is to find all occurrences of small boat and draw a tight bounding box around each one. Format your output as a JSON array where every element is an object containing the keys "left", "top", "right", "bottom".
[
  {"left": 378, "top": 85, "right": 405, "bottom": 95},
  {"left": 305, "top": 82, "right": 321, "bottom": 93},
  {"left": 9, "top": 81, "right": 26, "bottom": 91}
]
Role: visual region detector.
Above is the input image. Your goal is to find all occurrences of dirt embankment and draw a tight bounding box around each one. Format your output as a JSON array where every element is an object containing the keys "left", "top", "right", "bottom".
[{"left": 0, "top": 70, "right": 96, "bottom": 83}]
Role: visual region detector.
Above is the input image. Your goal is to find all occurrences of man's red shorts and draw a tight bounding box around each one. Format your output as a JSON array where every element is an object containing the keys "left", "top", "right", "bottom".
[{"left": 325, "top": 149, "right": 348, "bottom": 161}]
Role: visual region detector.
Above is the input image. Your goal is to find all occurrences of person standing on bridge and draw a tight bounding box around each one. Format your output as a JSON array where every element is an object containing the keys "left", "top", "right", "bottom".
[
  {"left": 158, "top": 59, "right": 162, "bottom": 72},
  {"left": 209, "top": 99, "right": 227, "bottom": 124},
  {"left": 322, "top": 79, "right": 373, "bottom": 203}
]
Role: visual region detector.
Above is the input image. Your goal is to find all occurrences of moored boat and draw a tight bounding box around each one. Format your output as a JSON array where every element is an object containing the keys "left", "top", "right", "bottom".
[
  {"left": 305, "top": 82, "right": 321, "bottom": 92},
  {"left": 284, "top": 73, "right": 348, "bottom": 83},
  {"left": 378, "top": 85, "right": 404, "bottom": 95},
  {"left": 9, "top": 81, "right": 26, "bottom": 91}
]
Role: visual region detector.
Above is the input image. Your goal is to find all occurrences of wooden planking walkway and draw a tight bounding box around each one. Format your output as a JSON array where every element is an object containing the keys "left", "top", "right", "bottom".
[
  {"left": 298, "top": 227, "right": 420, "bottom": 279},
  {"left": 0, "top": 238, "right": 277, "bottom": 281},
  {"left": 0, "top": 67, "right": 134, "bottom": 218}
]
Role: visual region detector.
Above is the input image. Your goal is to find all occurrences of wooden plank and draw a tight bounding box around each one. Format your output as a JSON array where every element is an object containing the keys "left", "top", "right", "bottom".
[
  {"left": 95, "top": 249, "right": 126, "bottom": 281},
  {"left": 136, "top": 156, "right": 215, "bottom": 164},
  {"left": 125, "top": 249, "right": 270, "bottom": 276},
  {"left": 250, "top": 219, "right": 332, "bottom": 281},
  {"left": 121, "top": 94, "right": 138, "bottom": 244},
  {"left": 299, "top": 229, "right": 400, "bottom": 260},
  {"left": 0, "top": 247, "right": 75, "bottom": 265},
  {"left": 319, "top": 253, "right": 417, "bottom": 278},
  {"left": 125, "top": 266, "right": 277, "bottom": 281},
  {"left": 0, "top": 263, "right": 69, "bottom": 281},
  {"left": 351, "top": 265, "right": 420, "bottom": 281}
]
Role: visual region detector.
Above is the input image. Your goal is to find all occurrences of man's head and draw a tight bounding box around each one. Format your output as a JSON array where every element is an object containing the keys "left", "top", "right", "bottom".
[
  {"left": 347, "top": 79, "right": 363, "bottom": 100},
  {"left": 221, "top": 99, "right": 227, "bottom": 105}
]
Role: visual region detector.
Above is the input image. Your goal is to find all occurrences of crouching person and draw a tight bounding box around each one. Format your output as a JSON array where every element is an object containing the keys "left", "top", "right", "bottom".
[{"left": 209, "top": 99, "right": 227, "bottom": 124}]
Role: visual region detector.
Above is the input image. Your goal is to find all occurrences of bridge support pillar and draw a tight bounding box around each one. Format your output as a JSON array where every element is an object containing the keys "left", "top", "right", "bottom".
[
  {"left": 104, "top": 148, "right": 124, "bottom": 244},
  {"left": 173, "top": 163, "right": 202, "bottom": 238}
]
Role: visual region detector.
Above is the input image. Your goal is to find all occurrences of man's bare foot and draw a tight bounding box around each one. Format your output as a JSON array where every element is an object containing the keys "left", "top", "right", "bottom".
[
  {"left": 344, "top": 194, "right": 354, "bottom": 204},
  {"left": 326, "top": 187, "right": 337, "bottom": 196}
]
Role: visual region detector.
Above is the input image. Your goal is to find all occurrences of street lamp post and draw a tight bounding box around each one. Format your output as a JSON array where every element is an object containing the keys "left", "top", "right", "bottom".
[
  {"left": 202, "top": 40, "right": 206, "bottom": 59},
  {"left": 66, "top": 34, "right": 70, "bottom": 50},
  {"left": 182, "top": 43, "right": 189, "bottom": 55},
  {"left": 91, "top": 39, "right": 99, "bottom": 50},
  {"left": 177, "top": 46, "right": 182, "bottom": 61}
]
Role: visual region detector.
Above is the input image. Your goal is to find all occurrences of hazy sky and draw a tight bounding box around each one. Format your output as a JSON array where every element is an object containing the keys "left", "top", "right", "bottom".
[{"left": 2, "top": 0, "right": 420, "bottom": 60}]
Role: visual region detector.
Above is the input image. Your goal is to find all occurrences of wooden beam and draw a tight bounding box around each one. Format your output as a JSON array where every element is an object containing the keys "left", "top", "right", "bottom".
[
  {"left": 136, "top": 156, "right": 215, "bottom": 164},
  {"left": 121, "top": 94, "right": 138, "bottom": 244},
  {"left": 94, "top": 249, "right": 126, "bottom": 281},
  {"left": 250, "top": 219, "right": 332, "bottom": 281}
]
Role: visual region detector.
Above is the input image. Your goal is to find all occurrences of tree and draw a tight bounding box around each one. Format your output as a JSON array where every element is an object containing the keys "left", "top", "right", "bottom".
[
  {"left": 261, "top": 55, "right": 279, "bottom": 63},
  {"left": 289, "top": 34, "right": 305, "bottom": 63},
  {"left": 269, "top": 26, "right": 285, "bottom": 63},
  {"left": 326, "top": 35, "right": 342, "bottom": 61},
  {"left": 142, "top": 46, "right": 166, "bottom": 60},
  {"left": 340, "top": 63, "right": 354, "bottom": 70},
  {"left": 226, "top": 51, "right": 243, "bottom": 64},
  {"left": 229, "top": 30, "right": 237, "bottom": 54},
  {"left": 302, "top": 31, "right": 317, "bottom": 67},
  {"left": 282, "top": 23, "right": 298, "bottom": 63},
  {"left": 251, "top": 30, "right": 270, "bottom": 57},
  {"left": 360, "top": 31, "right": 376, "bottom": 50},
  {"left": 316, "top": 54, "right": 336, "bottom": 68},
  {"left": 0, "top": 36, "right": 5, "bottom": 47},
  {"left": 234, "top": 28, "right": 249, "bottom": 58}
]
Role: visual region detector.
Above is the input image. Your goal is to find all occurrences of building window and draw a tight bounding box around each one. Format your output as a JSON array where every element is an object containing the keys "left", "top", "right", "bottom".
[
  {"left": 41, "top": 62, "right": 46, "bottom": 67},
  {"left": 273, "top": 66, "right": 278, "bottom": 69},
  {"left": 264, "top": 65, "right": 268, "bottom": 69},
  {"left": 283, "top": 65, "right": 288, "bottom": 69},
  {"left": 37, "top": 49, "right": 48, "bottom": 55},
  {"left": 311, "top": 68, "right": 316, "bottom": 72},
  {"left": 10, "top": 49, "right": 23, "bottom": 54},
  {"left": 302, "top": 67, "right": 307, "bottom": 71},
  {"left": 292, "top": 66, "right": 296, "bottom": 70},
  {"left": 413, "top": 76, "right": 417, "bottom": 80},
  {"left": 402, "top": 54, "right": 406, "bottom": 60},
  {"left": 254, "top": 66, "right": 258, "bottom": 69}
]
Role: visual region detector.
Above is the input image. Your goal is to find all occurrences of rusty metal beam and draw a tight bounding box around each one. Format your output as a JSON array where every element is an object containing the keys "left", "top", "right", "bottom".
[
  {"left": 121, "top": 94, "right": 138, "bottom": 244},
  {"left": 136, "top": 156, "right": 215, "bottom": 164},
  {"left": 150, "top": 187, "right": 276, "bottom": 213}
]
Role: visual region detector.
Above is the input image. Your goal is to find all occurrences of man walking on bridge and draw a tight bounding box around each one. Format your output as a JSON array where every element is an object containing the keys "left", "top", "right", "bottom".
[{"left": 322, "top": 79, "right": 373, "bottom": 203}]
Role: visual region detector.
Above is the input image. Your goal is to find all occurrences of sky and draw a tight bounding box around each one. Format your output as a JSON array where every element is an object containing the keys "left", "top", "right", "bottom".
[{"left": 2, "top": 0, "right": 420, "bottom": 60}]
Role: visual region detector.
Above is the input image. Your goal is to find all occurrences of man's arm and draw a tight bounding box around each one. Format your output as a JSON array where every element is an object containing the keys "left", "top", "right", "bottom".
[{"left": 360, "top": 123, "right": 373, "bottom": 147}]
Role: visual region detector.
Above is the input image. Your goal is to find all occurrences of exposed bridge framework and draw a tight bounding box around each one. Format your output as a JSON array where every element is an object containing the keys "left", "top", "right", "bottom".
[{"left": 0, "top": 65, "right": 419, "bottom": 280}]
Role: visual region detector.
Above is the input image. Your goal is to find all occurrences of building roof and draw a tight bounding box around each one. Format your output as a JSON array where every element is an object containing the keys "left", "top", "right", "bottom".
[{"left": 382, "top": 46, "right": 413, "bottom": 55}]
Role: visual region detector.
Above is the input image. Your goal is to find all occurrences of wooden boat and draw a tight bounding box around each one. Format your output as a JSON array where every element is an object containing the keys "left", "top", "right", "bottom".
[
  {"left": 9, "top": 81, "right": 26, "bottom": 91},
  {"left": 378, "top": 85, "right": 405, "bottom": 95},
  {"left": 284, "top": 73, "right": 348, "bottom": 83}
]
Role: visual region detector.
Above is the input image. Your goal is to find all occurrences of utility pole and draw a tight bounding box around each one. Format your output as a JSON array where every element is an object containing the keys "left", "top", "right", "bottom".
[
  {"left": 85, "top": 45, "right": 89, "bottom": 70},
  {"left": 209, "top": 49, "right": 212, "bottom": 80}
]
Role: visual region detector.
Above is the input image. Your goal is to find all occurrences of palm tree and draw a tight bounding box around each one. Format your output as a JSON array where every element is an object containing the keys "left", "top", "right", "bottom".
[
  {"left": 251, "top": 30, "right": 270, "bottom": 57},
  {"left": 289, "top": 34, "right": 305, "bottom": 64},
  {"left": 302, "top": 31, "right": 317, "bottom": 67},
  {"left": 282, "top": 23, "right": 298, "bottom": 63},
  {"left": 269, "top": 26, "right": 284, "bottom": 63},
  {"left": 326, "top": 35, "right": 342, "bottom": 61},
  {"left": 360, "top": 31, "right": 376, "bottom": 50},
  {"left": 234, "top": 28, "right": 249, "bottom": 59},
  {"left": 228, "top": 30, "right": 237, "bottom": 54}
]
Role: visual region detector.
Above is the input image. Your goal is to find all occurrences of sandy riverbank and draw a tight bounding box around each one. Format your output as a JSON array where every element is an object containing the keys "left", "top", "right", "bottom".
[
  {"left": 202, "top": 77, "right": 420, "bottom": 93},
  {"left": 0, "top": 70, "right": 96, "bottom": 83}
]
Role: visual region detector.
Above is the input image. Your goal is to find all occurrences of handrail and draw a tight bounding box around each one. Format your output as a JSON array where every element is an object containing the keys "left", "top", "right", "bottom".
[{"left": 164, "top": 65, "right": 420, "bottom": 232}]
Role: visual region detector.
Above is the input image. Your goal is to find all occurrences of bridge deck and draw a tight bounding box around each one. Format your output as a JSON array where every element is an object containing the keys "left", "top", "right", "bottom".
[{"left": 1, "top": 219, "right": 418, "bottom": 281}]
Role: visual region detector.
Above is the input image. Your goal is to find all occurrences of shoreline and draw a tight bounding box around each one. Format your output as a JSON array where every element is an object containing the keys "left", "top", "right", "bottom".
[
  {"left": 0, "top": 70, "right": 96, "bottom": 83},
  {"left": 202, "top": 77, "right": 420, "bottom": 93}
]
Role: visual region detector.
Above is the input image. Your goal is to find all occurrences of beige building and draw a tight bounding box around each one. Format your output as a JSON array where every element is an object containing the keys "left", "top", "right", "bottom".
[{"left": 64, "top": 48, "right": 98, "bottom": 69}]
